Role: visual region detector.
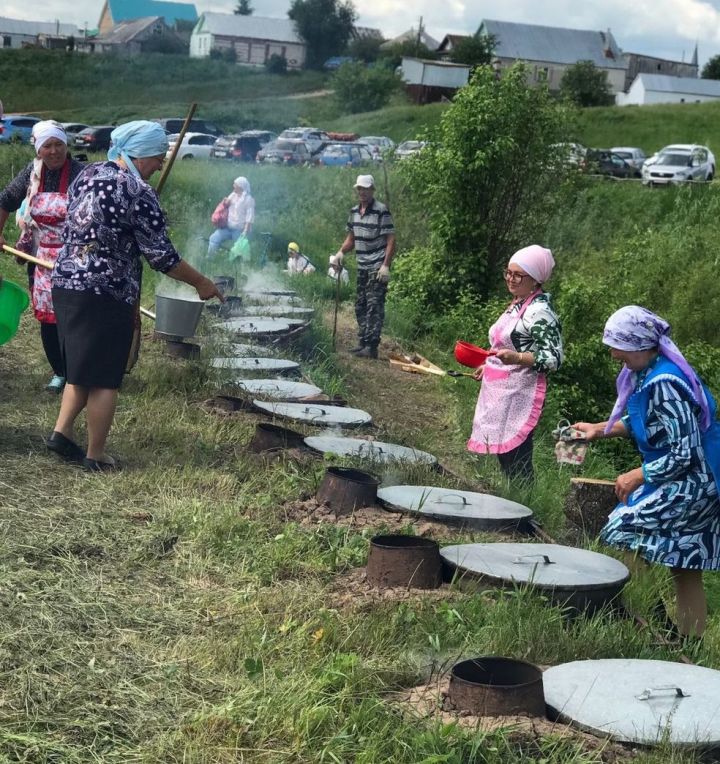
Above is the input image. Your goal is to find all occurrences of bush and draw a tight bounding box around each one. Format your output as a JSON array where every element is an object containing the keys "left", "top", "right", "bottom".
[
  {"left": 266, "top": 53, "right": 288, "bottom": 74},
  {"left": 331, "top": 61, "right": 401, "bottom": 113},
  {"left": 560, "top": 60, "right": 614, "bottom": 107}
]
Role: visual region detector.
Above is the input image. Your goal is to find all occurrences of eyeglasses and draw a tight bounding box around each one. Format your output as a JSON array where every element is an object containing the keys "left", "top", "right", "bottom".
[{"left": 503, "top": 269, "right": 530, "bottom": 283}]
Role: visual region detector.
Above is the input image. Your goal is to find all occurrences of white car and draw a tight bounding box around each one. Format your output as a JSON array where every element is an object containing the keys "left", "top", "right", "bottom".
[
  {"left": 394, "top": 140, "right": 427, "bottom": 160},
  {"left": 642, "top": 144, "right": 715, "bottom": 185},
  {"left": 551, "top": 142, "right": 587, "bottom": 168},
  {"left": 610, "top": 146, "right": 646, "bottom": 171},
  {"left": 166, "top": 132, "right": 218, "bottom": 160},
  {"left": 359, "top": 135, "right": 395, "bottom": 160},
  {"left": 278, "top": 127, "right": 330, "bottom": 155}
]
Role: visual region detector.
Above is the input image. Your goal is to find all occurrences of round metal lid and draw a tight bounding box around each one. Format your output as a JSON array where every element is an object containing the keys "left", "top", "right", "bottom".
[
  {"left": 210, "top": 357, "right": 299, "bottom": 372},
  {"left": 246, "top": 305, "right": 314, "bottom": 317},
  {"left": 254, "top": 401, "right": 372, "bottom": 427},
  {"left": 304, "top": 435, "right": 437, "bottom": 465},
  {"left": 217, "top": 318, "right": 291, "bottom": 335},
  {"left": 243, "top": 289, "right": 297, "bottom": 298},
  {"left": 543, "top": 659, "right": 720, "bottom": 746},
  {"left": 235, "top": 379, "right": 322, "bottom": 400},
  {"left": 440, "top": 543, "right": 630, "bottom": 591},
  {"left": 377, "top": 486, "right": 533, "bottom": 530}
]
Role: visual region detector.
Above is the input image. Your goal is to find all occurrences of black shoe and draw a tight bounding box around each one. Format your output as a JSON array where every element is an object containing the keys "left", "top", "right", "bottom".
[
  {"left": 349, "top": 345, "right": 366, "bottom": 354},
  {"left": 83, "top": 457, "right": 121, "bottom": 473},
  {"left": 46, "top": 431, "right": 85, "bottom": 463},
  {"left": 355, "top": 346, "right": 378, "bottom": 359}
]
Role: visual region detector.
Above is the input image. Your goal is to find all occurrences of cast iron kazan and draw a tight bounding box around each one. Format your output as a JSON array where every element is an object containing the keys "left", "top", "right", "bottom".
[
  {"left": 447, "top": 656, "right": 545, "bottom": 717},
  {"left": 163, "top": 340, "right": 200, "bottom": 359},
  {"left": 366, "top": 534, "right": 442, "bottom": 589},
  {"left": 316, "top": 467, "right": 379, "bottom": 515},
  {"left": 249, "top": 422, "right": 306, "bottom": 452}
]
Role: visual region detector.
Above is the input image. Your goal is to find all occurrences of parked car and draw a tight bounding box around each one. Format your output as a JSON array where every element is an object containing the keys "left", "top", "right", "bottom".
[
  {"left": 0, "top": 115, "right": 40, "bottom": 144},
  {"left": 153, "top": 118, "right": 224, "bottom": 137},
  {"left": 61, "top": 122, "right": 90, "bottom": 139},
  {"left": 394, "top": 140, "right": 427, "bottom": 160},
  {"left": 642, "top": 144, "right": 715, "bottom": 185},
  {"left": 257, "top": 139, "right": 312, "bottom": 166},
  {"left": 277, "top": 127, "right": 329, "bottom": 155},
  {"left": 317, "top": 142, "right": 374, "bottom": 168},
  {"left": 585, "top": 149, "right": 638, "bottom": 178},
  {"left": 550, "top": 142, "right": 587, "bottom": 168},
  {"left": 211, "top": 130, "right": 277, "bottom": 162},
  {"left": 166, "top": 132, "right": 217, "bottom": 160},
  {"left": 73, "top": 125, "right": 115, "bottom": 152},
  {"left": 610, "top": 146, "right": 646, "bottom": 172},
  {"left": 359, "top": 135, "right": 396, "bottom": 160}
]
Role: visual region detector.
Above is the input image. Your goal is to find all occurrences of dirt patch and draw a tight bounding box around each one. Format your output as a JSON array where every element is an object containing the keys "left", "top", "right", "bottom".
[
  {"left": 327, "top": 566, "right": 461, "bottom": 610},
  {"left": 393, "top": 678, "right": 632, "bottom": 762},
  {"left": 282, "top": 496, "right": 455, "bottom": 536}
]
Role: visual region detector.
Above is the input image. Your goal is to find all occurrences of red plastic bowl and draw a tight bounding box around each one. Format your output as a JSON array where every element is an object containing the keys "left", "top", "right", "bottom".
[{"left": 454, "top": 341, "right": 495, "bottom": 368}]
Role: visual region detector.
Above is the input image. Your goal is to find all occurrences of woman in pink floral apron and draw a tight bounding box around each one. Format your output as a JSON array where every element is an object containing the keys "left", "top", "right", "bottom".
[
  {"left": 468, "top": 245, "right": 563, "bottom": 481},
  {"left": 0, "top": 121, "right": 84, "bottom": 393}
]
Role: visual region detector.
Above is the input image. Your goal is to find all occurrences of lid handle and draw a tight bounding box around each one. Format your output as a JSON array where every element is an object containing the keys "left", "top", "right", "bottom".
[
  {"left": 435, "top": 494, "right": 469, "bottom": 506},
  {"left": 513, "top": 554, "right": 555, "bottom": 565},
  {"left": 637, "top": 686, "right": 690, "bottom": 701},
  {"left": 303, "top": 407, "right": 327, "bottom": 415},
  {"left": 358, "top": 442, "right": 383, "bottom": 455}
]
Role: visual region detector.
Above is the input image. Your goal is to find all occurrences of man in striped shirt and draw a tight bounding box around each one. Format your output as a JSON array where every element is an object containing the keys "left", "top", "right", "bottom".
[{"left": 329, "top": 174, "right": 396, "bottom": 359}]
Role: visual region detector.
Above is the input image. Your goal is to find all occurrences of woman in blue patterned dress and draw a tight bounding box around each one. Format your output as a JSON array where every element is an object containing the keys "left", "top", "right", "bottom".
[{"left": 574, "top": 306, "right": 720, "bottom": 637}]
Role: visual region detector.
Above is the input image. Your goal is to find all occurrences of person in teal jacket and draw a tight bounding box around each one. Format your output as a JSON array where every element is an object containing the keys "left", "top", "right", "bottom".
[{"left": 574, "top": 306, "right": 720, "bottom": 639}]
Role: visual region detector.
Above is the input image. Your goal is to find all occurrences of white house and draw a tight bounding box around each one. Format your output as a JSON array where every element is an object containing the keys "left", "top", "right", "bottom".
[
  {"left": 478, "top": 19, "right": 627, "bottom": 94},
  {"left": 617, "top": 73, "right": 720, "bottom": 106},
  {"left": 0, "top": 15, "right": 77, "bottom": 49},
  {"left": 190, "top": 13, "right": 305, "bottom": 69},
  {"left": 400, "top": 56, "right": 471, "bottom": 103}
]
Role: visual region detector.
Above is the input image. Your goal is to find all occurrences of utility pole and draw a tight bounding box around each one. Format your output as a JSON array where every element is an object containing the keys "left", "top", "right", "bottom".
[{"left": 416, "top": 16, "right": 423, "bottom": 56}]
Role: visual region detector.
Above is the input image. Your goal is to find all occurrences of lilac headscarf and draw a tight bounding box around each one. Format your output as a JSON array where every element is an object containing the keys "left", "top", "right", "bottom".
[{"left": 603, "top": 306, "right": 710, "bottom": 434}]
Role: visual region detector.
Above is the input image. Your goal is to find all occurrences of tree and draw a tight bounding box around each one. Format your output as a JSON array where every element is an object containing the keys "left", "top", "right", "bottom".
[
  {"left": 347, "top": 34, "right": 384, "bottom": 63},
  {"left": 288, "top": 0, "right": 357, "bottom": 70},
  {"left": 234, "top": 0, "right": 253, "bottom": 15},
  {"left": 448, "top": 34, "right": 495, "bottom": 67},
  {"left": 394, "top": 63, "right": 577, "bottom": 305},
  {"left": 560, "top": 60, "right": 614, "bottom": 107},
  {"left": 331, "top": 61, "right": 400, "bottom": 112},
  {"left": 702, "top": 55, "right": 720, "bottom": 80},
  {"left": 266, "top": 53, "right": 288, "bottom": 74}
]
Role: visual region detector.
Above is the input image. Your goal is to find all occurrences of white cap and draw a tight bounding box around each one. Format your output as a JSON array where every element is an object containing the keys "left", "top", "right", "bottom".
[{"left": 355, "top": 174, "right": 375, "bottom": 188}]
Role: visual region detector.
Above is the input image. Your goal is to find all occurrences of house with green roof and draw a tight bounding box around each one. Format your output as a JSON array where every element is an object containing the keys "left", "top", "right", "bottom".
[{"left": 98, "top": 0, "right": 197, "bottom": 34}]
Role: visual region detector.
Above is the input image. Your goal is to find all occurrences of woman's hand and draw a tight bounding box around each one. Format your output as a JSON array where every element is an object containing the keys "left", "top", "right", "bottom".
[
  {"left": 472, "top": 366, "right": 484, "bottom": 381},
  {"left": 495, "top": 349, "right": 521, "bottom": 365},
  {"left": 615, "top": 467, "right": 644, "bottom": 504},
  {"left": 571, "top": 422, "right": 605, "bottom": 441},
  {"left": 195, "top": 276, "right": 225, "bottom": 302}
]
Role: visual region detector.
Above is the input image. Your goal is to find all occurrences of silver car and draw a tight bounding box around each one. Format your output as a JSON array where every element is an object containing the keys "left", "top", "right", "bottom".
[
  {"left": 394, "top": 140, "right": 427, "bottom": 160},
  {"left": 611, "top": 146, "right": 646, "bottom": 171},
  {"left": 642, "top": 145, "right": 715, "bottom": 185}
]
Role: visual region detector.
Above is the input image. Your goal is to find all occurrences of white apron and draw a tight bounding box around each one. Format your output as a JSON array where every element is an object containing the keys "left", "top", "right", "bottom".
[{"left": 467, "top": 291, "right": 547, "bottom": 454}]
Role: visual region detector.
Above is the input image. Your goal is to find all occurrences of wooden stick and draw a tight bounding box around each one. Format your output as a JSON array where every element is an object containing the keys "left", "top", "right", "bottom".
[
  {"left": 332, "top": 266, "right": 341, "bottom": 350},
  {"left": 140, "top": 307, "right": 156, "bottom": 320},
  {"left": 2, "top": 243, "right": 53, "bottom": 270},
  {"left": 155, "top": 102, "right": 197, "bottom": 196}
]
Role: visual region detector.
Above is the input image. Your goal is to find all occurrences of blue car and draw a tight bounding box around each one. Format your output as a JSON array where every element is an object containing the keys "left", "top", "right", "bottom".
[
  {"left": 318, "top": 142, "right": 374, "bottom": 168},
  {"left": 0, "top": 115, "right": 40, "bottom": 144}
]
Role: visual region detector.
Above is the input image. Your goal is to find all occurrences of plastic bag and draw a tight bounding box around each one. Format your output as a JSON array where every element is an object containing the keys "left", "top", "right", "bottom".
[
  {"left": 552, "top": 419, "right": 589, "bottom": 465},
  {"left": 229, "top": 234, "right": 251, "bottom": 262}
]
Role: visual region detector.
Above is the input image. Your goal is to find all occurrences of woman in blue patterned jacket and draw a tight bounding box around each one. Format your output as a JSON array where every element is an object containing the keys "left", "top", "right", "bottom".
[{"left": 574, "top": 306, "right": 720, "bottom": 638}]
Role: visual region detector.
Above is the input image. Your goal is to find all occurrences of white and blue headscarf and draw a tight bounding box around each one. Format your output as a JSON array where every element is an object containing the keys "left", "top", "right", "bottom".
[{"left": 107, "top": 121, "right": 168, "bottom": 178}]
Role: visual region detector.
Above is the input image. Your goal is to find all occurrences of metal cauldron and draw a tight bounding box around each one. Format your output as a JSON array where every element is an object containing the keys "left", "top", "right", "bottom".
[
  {"left": 316, "top": 466, "right": 379, "bottom": 515},
  {"left": 155, "top": 294, "right": 204, "bottom": 338},
  {"left": 448, "top": 656, "right": 544, "bottom": 717},
  {"left": 366, "top": 534, "right": 442, "bottom": 589},
  {"left": 248, "top": 422, "right": 306, "bottom": 452}
]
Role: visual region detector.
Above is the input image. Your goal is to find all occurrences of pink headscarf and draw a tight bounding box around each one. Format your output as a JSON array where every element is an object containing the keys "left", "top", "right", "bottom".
[{"left": 508, "top": 245, "right": 555, "bottom": 284}]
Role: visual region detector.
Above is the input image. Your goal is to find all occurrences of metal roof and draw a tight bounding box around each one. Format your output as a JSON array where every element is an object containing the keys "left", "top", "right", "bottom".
[
  {"left": 635, "top": 73, "right": 720, "bottom": 96},
  {"left": 383, "top": 27, "right": 440, "bottom": 50},
  {"left": 107, "top": 0, "right": 197, "bottom": 26},
  {"left": 480, "top": 18, "right": 625, "bottom": 70},
  {"left": 194, "top": 12, "right": 302, "bottom": 44},
  {"left": 0, "top": 15, "right": 78, "bottom": 36},
  {"left": 98, "top": 16, "right": 165, "bottom": 44}
]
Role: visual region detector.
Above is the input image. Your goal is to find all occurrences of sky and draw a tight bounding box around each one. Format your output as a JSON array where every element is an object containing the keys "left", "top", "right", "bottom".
[{"left": 5, "top": 0, "right": 720, "bottom": 66}]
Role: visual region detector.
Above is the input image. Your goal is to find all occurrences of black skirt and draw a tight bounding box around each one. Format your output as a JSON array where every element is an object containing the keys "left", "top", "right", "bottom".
[{"left": 53, "top": 288, "right": 134, "bottom": 389}]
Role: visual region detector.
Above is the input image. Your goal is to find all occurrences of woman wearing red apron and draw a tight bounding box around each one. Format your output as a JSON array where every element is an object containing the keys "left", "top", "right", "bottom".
[
  {"left": 0, "top": 121, "right": 84, "bottom": 393},
  {"left": 468, "top": 245, "right": 563, "bottom": 481}
]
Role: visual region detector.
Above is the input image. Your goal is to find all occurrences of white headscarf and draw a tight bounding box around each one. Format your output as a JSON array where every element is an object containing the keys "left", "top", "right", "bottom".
[
  {"left": 233, "top": 176, "right": 251, "bottom": 196},
  {"left": 23, "top": 120, "right": 68, "bottom": 226}
]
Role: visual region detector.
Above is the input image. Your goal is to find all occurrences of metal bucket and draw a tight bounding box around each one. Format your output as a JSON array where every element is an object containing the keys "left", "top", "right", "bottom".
[
  {"left": 249, "top": 422, "right": 306, "bottom": 452},
  {"left": 366, "top": 534, "right": 442, "bottom": 589},
  {"left": 155, "top": 295, "right": 204, "bottom": 338},
  {"left": 448, "top": 656, "right": 544, "bottom": 717},
  {"left": 316, "top": 466, "right": 379, "bottom": 515}
]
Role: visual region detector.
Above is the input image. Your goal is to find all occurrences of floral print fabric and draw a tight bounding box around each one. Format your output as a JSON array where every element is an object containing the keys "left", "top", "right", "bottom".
[
  {"left": 53, "top": 162, "right": 180, "bottom": 305},
  {"left": 507, "top": 292, "right": 563, "bottom": 374}
]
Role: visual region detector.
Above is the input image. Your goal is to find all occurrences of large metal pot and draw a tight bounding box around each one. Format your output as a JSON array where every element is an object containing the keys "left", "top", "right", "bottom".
[
  {"left": 366, "top": 534, "right": 442, "bottom": 589},
  {"left": 248, "top": 422, "right": 306, "bottom": 452},
  {"left": 155, "top": 295, "right": 204, "bottom": 338},
  {"left": 316, "top": 466, "right": 379, "bottom": 515},
  {"left": 448, "top": 656, "right": 544, "bottom": 717}
]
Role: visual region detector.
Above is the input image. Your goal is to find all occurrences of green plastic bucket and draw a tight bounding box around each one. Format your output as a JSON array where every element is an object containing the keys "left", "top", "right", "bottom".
[{"left": 0, "top": 279, "right": 30, "bottom": 345}]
